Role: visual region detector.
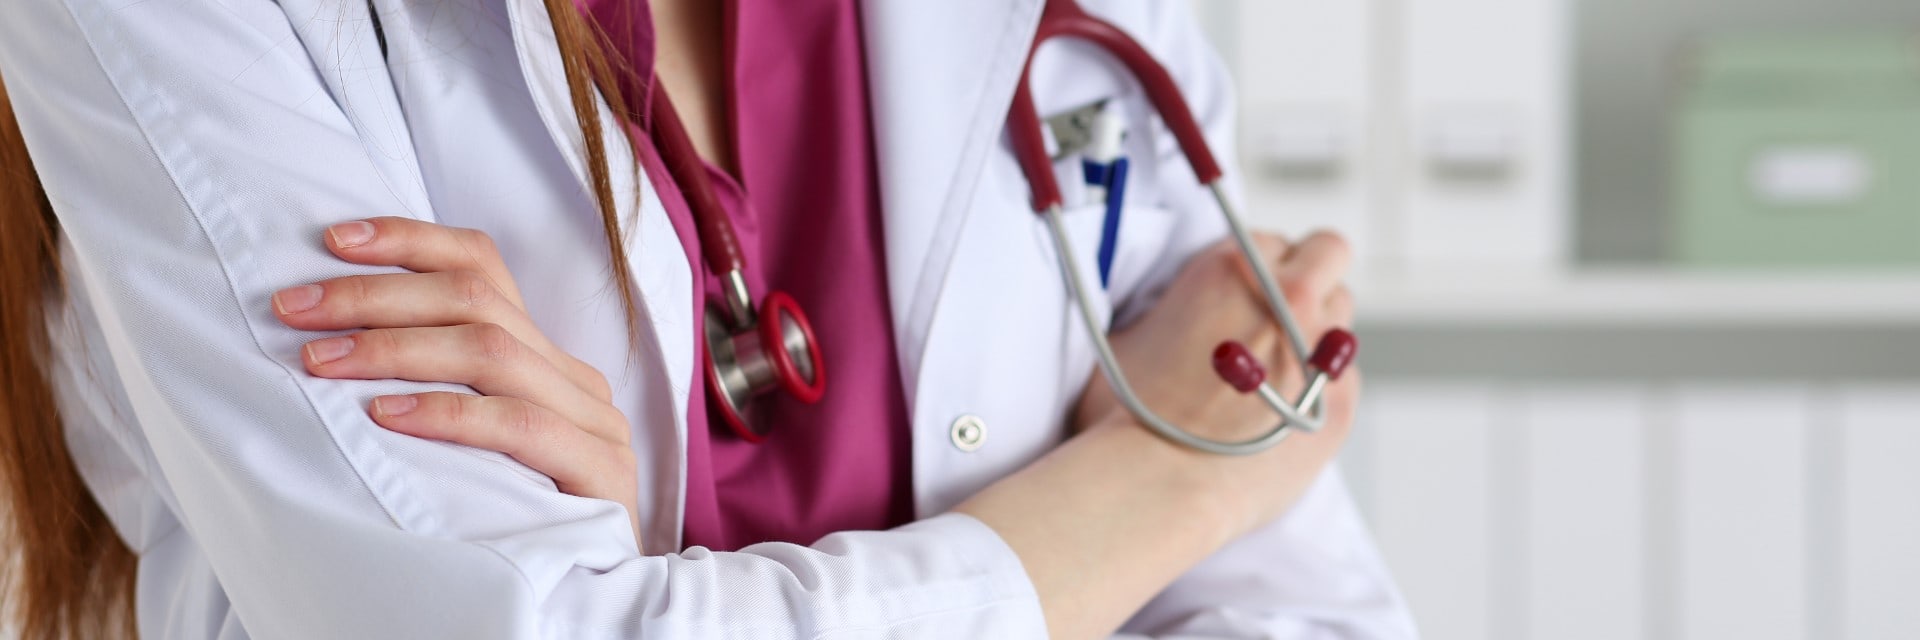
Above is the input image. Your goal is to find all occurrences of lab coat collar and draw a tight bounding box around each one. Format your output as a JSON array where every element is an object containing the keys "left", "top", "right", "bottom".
[
  {"left": 503, "top": 0, "right": 1046, "bottom": 546},
  {"left": 860, "top": 0, "right": 1045, "bottom": 396},
  {"left": 506, "top": 0, "right": 1050, "bottom": 405}
]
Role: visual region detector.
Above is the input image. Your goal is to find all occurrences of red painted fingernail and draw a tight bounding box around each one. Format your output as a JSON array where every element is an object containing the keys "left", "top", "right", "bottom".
[
  {"left": 328, "top": 221, "right": 376, "bottom": 248},
  {"left": 272, "top": 284, "right": 323, "bottom": 315},
  {"left": 373, "top": 395, "right": 418, "bottom": 417},
  {"left": 304, "top": 336, "right": 355, "bottom": 364},
  {"left": 1211, "top": 341, "right": 1268, "bottom": 393}
]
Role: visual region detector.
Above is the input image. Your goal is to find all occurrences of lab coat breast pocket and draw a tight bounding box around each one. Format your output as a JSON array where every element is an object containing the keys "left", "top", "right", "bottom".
[
  {"left": 1040, "top": 192, "right": 1180, "bottom": 408},
  {"left": 1049, "top": 199, "right": 1180, "bottom": 319}
]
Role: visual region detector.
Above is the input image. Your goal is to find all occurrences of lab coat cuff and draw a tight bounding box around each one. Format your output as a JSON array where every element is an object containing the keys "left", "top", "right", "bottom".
[{"left": 899, "top": 513, "right": 1047, "bottom": 622}]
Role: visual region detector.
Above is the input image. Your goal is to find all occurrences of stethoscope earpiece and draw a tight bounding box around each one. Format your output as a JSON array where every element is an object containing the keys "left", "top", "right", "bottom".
[
  {"left": 1010, "top": 0, "right": 1360, "bottom": 456},
  {"left": 671, "top": 0, "right": 1360, "bottom": 451}
]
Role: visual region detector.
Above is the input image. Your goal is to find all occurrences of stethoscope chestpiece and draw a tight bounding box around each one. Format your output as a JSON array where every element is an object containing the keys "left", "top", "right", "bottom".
[
  {"left": 648, "top": 81, "right": 830, "bottom": 443},
  {"left": 703, "top": 291, "right": 827, "bottom": 443}
]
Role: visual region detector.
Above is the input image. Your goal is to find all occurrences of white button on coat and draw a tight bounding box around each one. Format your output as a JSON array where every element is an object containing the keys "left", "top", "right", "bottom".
[
  {"left": 0, "top": 0, "right": 1416, "bottom": 637},
  {"left": 950, "top": 415, "right": 989, "bottom": 452}
]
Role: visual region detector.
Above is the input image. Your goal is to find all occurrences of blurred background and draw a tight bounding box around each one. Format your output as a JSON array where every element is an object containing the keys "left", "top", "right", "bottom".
[{"left": 1189, "top": 1, "right": 1920, "bottom": 639}]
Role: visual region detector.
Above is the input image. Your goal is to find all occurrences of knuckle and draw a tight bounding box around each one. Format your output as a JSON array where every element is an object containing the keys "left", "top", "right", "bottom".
[
  {"left": 573, "top": 361, "right": 615, "bottom": 402},
  {"left": 447, "top": 393, "right": 478, "bottom": 428},
  {"left": 458, "top": 227, "right": 500, "bottom": 258},
  {"left": 1201, "top": 244, "right": 1244, "bottom": 276},
  {"left": 1206, "top": 238, "right": 1243, "bottom": 262},
  {"left": 468, "top": 323, "right": 520, "bottom": 362},
  {"left": 335, "top": 276, "right": 373, "bottom": 310},
  {"left": 1306, "top": 230, "right": 1352, "bottom": 259},
  {"left": 596, "top": 406, "right": 633, "bottom": 445},
  {"left": 451, "top": 269, "right": 496, "bottom": 310},
  {"left": 360, "top": 329, "right": 403, "bottom": 365},
  {"left": 1252, "top": 232, "right": 1289, "bottom": 257},
  {"left": 608, "top": 446, "right": 637, "bottom": 474},
  {"left": 343, "top": 276, "right": 376, "bottom": 311},
  {"left": 504, "top": 400, "right": 542, "bottom": 442},
  {"left": 586, "top": 377, "right": 615, "bottom": 406},
  {"left": 1330, "top": 286, "right": 1355, "bottom": 309},
  {"left": 1280, "top": 278, "right": 1317, "bottom": 304}
]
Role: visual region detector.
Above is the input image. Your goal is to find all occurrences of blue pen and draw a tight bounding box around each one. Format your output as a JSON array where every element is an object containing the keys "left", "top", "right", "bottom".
[
  {"left": 1094, "top": 157, "right": 1128, "bottom": 288},
  {"left": 1081, "top": 111, "right": 1128, "bottom": 289}
]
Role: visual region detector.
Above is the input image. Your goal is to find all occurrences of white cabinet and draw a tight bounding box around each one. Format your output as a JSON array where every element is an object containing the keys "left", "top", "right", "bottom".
[
  {"left": 1672, "top": 386, "right": 1813, "bottom": 640},
  {"left": 1199, "top": 0, "right": 1571, "bottom": 275},
  {"left": 1396, "top": 0, "right": 1569, "bottom": 271},
  {"left": 1190, "top": 5, "right": 1919, "bottom": 639},
  {"left": 1362, "top": 383, "right": 1499, "bottom": 640},
  {"left": 1351, "top": 380, "right": 1920, "bottom": 640},
  {"left": 1516, "top": 387, "right": 1648, "bottom": 640},
  {"left": 1222, "top": 1, "right": 1378, "bottom": 269},
  {"left": 1838, "top": 387, "right": 1920, "bottom": 639}
]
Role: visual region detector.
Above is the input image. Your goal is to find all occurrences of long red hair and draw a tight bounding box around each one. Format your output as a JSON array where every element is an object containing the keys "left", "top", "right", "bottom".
[{"left": 0, "top": 3, "right": 640, "bottom": 637}]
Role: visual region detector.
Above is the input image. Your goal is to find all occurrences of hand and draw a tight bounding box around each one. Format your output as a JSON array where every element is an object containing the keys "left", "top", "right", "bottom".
[
  {"left": 271, "top": 217, "right": 642, "bottom": 547},
  {"left": 947, "top": 231, "right": 1357, "bottom": 638},
  {"left": 1073, "top": 231, "right": 1359, "bottom": 535}
]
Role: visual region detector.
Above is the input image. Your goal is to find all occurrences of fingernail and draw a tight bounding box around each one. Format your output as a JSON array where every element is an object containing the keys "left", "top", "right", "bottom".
[
  {"left": 328, "top": 221, "right": 376, "bottom": 249},
  {"left": 272, "top": 284, "right": 324, "bottom": 315},
  {"left": 304, "top": 336, "right": 355, "bottom": 364},
  {"left": 373, "top": 395, "right": 418, "bottom": 417}
]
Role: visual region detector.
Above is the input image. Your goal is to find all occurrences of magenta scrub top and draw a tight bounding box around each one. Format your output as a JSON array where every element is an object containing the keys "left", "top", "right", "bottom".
[{"left": 577, "top": 0, "right": 914, "bottom": 551}]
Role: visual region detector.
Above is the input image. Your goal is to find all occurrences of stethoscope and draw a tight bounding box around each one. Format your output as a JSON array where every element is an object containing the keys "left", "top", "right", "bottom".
[
  {"left": 1006, "top": 0, "right": 1359, "bottom": 456},
  {"left": 651, "top": 0, "right": 1357, "bottom": 455},
  {"left": 646, "top": 86, "right": 827, "bottom": 443}
]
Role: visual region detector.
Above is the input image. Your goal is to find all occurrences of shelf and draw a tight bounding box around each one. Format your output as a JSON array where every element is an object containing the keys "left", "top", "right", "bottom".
[{"left": 1354, "top": 268, "right": 1920, "bottom": 327}]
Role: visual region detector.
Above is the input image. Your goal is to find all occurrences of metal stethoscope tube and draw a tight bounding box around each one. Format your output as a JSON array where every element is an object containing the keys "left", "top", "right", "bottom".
[
  {"left": 1040, "top": 184, "right": 1355, "bottom": 456},
  {"left": 1014, "top": 0, "right": 1359, "bottom": 456},
  {"left": 648, "top": 86, "right": 828, "bottom": 442}
]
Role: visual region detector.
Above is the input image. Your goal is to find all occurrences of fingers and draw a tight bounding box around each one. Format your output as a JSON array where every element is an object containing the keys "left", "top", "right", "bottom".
[
  {"left": 303, "top": 324, "right": 628, "bottom": 444},
  {"left": 1279, "top": 231, "right": 1352, "bottom": 301},
  {"left": 370, "top": 391, "right": 635, "bottom": 498},
  {"left": 1323, "top": 285, "right": 1354, "bottom": 329},
  {"left": 1215, "top": 231, "right": 1351, "bottom": 321},
  {"left": 275, "top": 268, "right": 614, "bottom": 405},
  {"left": 275, "top": 270, "right": 519, "bottom": 331},
  {"left": 1248, "top": 233, "right": 1290, "bottom": 261},
  {"left": 322, "top": 217, "right": 525, "bottom": 309}
]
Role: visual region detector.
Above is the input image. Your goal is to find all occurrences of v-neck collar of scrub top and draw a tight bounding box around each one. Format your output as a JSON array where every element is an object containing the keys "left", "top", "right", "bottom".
[{"left": 504, "top": 0, "right": 1045, "bottom": 549}]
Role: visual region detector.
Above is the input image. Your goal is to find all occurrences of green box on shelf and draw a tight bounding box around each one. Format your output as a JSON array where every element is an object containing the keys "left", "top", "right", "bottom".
[{"left": 1673, "top": 31, "right": 1920, "bottom": 266}]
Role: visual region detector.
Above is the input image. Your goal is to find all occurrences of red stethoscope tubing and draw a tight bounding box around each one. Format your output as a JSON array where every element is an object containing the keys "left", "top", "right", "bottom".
[
  {"left": 646, "top": 87, "right": 748, "bottom": 279},
  {"left": 646, "top": 0, "right": 1347, "bottom": 450},
  {"left": 644, "top": 84, "right": 827, "bottom": 442},
  {"left": 1004, "top": 0, "right": 1224, "bottom": 213},
  {"left": 1002, "top": 0, "right": 1357, "bottom": 456}
]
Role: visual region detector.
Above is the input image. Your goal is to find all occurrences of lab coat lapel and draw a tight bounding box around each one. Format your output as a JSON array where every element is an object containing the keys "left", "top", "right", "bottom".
[
  {"left": 505, "top": 0, "right": 693, "bottom": 552},
  {"left": 500, "top": 0, "right": 1049, "bottom": 545},
  {"left": 280, "top": 0, "right": 434, "bottom": 217},
  {"left": 862, "top": 0, "right": 1045, "bottom": 394}
]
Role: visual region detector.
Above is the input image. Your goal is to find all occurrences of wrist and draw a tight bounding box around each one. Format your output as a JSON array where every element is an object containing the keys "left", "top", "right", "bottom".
[{"left": 1081, "top": 414, "right": 1251, "bottom": 548}]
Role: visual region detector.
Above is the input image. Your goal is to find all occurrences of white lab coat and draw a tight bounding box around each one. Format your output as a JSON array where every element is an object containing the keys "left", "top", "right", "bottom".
[{"left": 0, "top": 0, "right": 1416, "bottom": 637}]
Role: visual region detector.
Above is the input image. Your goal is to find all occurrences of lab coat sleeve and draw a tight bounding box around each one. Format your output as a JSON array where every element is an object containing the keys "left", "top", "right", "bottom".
[
  {"left": 0, "top": 1, "right": 1044, "bottom": 638},
  {"left": 1105, "top": 2, "right": 1418, "bottom": 638}
]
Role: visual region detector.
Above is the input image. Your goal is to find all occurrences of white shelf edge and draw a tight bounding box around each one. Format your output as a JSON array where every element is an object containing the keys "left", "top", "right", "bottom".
[{"left": 1353, "top": 268, "right": 1920, "bottom": 327}]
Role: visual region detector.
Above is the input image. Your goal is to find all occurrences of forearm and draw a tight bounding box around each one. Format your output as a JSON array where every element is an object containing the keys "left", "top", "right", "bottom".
[{"left": 954, "top": 417, "right": 1242, "bottom": 640}]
